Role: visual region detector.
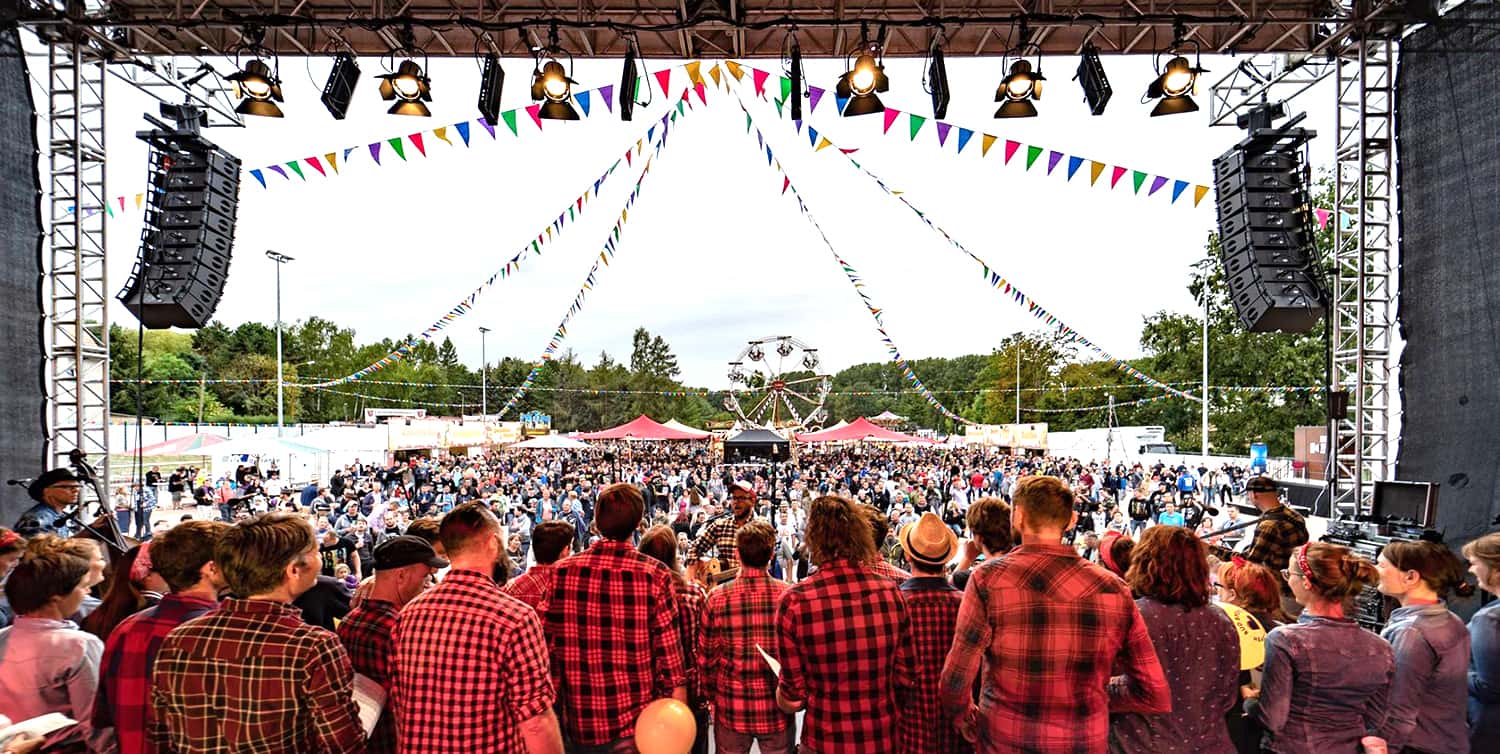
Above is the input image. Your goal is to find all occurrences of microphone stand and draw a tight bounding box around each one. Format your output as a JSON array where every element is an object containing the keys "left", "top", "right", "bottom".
[{"left": 61, "top": 451, "right": 130, "bottom": 557}]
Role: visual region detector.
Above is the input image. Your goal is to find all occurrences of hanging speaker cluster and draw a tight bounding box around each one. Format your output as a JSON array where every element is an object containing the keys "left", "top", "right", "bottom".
[
  {"left": 118, "top": 108, "right": 241, "bottom": 329},
  {"left": 1211, "top": 105, "right": 1326, "bottom": 333}
]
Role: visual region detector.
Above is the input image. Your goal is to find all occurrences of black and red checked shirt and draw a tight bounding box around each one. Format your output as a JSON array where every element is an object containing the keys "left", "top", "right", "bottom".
[
  {"left": 392, "top": 569, "right": 554, "bottom": 754},
  {"left": 545, "top": 538, "right": 688, "bottom": 746},
  {"left": 149, "top": 597, "right": 364, "bottom": 754},
  {"left": 776, "top": 558, "right": 912, "bottom": 754},
  {"left": 870, "top": 558, "right": 912, "bottom": 585},
  {"left": 671, "top": 577, "right": 708, "bottom": 705},
  {"left": 335, "top": 598, "right": 399, "bottom": 754},
  {"left": 502, "top": 561, "right": 555, "bottom": 617},
  {"left": 702, "top": 570, "right": 792, "bottom": 735},
  {"left": 93, "top": 592, "right": 218, "bottom": 754},
  {"left": 896, "top": 577, "right": 972, "bottom": 754},
  {"left": 938, "top": 543, "right": 1172, "bottom": 754}
]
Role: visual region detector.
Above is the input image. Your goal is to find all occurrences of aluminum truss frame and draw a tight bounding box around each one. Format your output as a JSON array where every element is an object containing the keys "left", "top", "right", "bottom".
[
  {"left": 1331, "top": 33, "right": 1397, "bottom": 514},
  {"left": 44, "top": 36, "right": 111, "bottom": 484}
]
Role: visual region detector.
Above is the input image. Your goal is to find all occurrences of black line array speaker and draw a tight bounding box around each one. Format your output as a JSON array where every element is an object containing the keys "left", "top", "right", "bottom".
[
  {"left": 118, "top": 126, "right": 240, "bottom": 329},
  {"left": 1212, "top": 110, "right": 1327, "bottom": 333}
]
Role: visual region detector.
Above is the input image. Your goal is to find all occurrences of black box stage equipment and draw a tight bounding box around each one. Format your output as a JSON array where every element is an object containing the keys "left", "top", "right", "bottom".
[
  {"left": 478, "top": 54, "right": 504, "bottom": 126},
  {"left": 1372, "top": 480, "right": 1439, "bottom": 529},
  {"left": 1075, "top": 43, "right": 1112, "bottom": 115},
  {"left": 321, "top": 54, "right": 360, "bottom": 120},
  {"left": 1212, "top": 104, "right": 1327, "bottom": 333},
  {"left": 1395, "top": 0, "right": 1500, "bottom": 545},
  {"left": 0, "top": 19, "right": 46, "bottom": 526},
  {"left": 118, "top": 105, "right": 241, "bottom": 329}
]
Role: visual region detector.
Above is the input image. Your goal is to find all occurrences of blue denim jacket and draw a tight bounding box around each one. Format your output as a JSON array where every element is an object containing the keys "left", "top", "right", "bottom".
[
  {"left": 1470, "top": 600, "right": 1500, "bottom": 751},
  {"left": 1252, "top": 613, "right": 1394, "bottom": 754},
  {"left": 1379, "top": 602, "right": 1470, "bottom": 753},
  {"left": 13, "top": 502, "right": 76, "bottom": 539}
]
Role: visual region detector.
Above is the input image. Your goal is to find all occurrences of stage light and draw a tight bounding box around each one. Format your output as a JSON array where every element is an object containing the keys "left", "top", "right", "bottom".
[
  {"left": 228, "top": 59, "right": 283, "bottom": 118},
  {"left": 378, "top": 59, "right": 433, "bottom": 116},
  {"left": 835, "top": 32, "right": 888, "bottom": 117},
  {"left": 619, "top": 39, "right": 641, "bottom": 121},
  {"left": 478, "top": 53, "right": 504, "bottom": 125},
  {"left": 926, "top": 40, "right": 950, "bottom": 119},
  {"left": 1145, "top": 24, "right": 1207, "bottom": 117},
  {"left": 530, "top": 25, "right": 580, "bottom": 121},
  {"left": 995, "top": 59, "right": 1044, "bottom": 118}
]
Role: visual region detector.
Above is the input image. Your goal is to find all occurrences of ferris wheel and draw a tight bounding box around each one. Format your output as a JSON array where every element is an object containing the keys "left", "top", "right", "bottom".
[{"left": 724, "top": 335, "right": 832, "bottom": 430}]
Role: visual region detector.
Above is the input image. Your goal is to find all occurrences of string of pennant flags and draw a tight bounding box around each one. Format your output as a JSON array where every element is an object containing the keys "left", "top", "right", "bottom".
[
  {"left": 304, "top": 96, "right": 689, "bottom": 389},
  {"left": 493, "top": 88, "right": 697, "bottom": 420},
  {"left": 721, "top": 65, "right": 1200, "bottom": 404},
  {"left": 305, "top": 385, "right": 484, "bottom": 410},
  {"left": 726, "top": 77, "right": 975, "bottom": 427}
]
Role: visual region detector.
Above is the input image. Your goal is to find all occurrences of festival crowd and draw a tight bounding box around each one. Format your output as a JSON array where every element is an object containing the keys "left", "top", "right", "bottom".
[{"left": 0, "top": 442, "right": 1497, "bottom": 754}]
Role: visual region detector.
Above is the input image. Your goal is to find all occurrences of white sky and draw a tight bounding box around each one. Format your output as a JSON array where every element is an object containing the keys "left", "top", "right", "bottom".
[{"left": 88, "top": 52, "right": 1338, "bottom": 388}]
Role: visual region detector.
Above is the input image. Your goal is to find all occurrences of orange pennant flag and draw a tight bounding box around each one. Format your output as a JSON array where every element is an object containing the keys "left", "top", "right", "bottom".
[
  {"left": 1089, "top": 161, "right": 1106, "bottom": 185},
  {"left": 685, "top": 61, "right": 702, "bottom": 86},
  {"left": 324, "top": 152, "right": 339, "bottom": 173},
  {"left": 134, "top": 193, "right": 144, "bottom": 208},
  {"left": 433, "top": 126, "right": 452, "bottom": 145},
  {"left": 725, "top": 61, "right": 745, "bottom": 81},
  {"left": 708, "top": 63, "right": 723, "bottom": 88},
  {"left": 1193, "top": 185, "right": 1211, "bottom": 206},
  {"left": 981, "top": 134, "right": 997, "bottom": 157},
  {"left": 815, "top": 137, "right": 832, "bottom": 151}
]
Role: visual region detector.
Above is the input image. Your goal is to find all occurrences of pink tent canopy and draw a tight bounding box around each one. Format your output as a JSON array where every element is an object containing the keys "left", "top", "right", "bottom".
[
  {"left": 577, "top": 415, "right": 711, "bottom": 441},
  {"left": 795, "top": 417, "right": 937, "bottom": 444}
]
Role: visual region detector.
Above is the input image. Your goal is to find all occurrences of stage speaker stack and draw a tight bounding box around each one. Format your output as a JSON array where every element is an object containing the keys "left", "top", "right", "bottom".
[
  {"left": 1211, "top": 106, "right": 1327, "bottom": 333},
  {"left": 118, "top": 119, "right": 241, "bottom": 329}
]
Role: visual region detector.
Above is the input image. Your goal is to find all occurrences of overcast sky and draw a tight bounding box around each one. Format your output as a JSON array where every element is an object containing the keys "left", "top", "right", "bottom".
[{"left": 84, "top": 52, "right": 1337, "bottom": 388}]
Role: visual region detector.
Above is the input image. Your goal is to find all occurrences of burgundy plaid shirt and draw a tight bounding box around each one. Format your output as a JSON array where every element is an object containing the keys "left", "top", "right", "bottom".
[
  {"left": 688, "top": 514, "right": 753, "bottom": 570},
  {"left": 702, "top": 570, "right": 792, "bottom": 734},
  {"left": 93, "top": 593, "right": 218, "bottom": 754},
  {"left": 545, "top": 538, "right": 688, "bottom": 745},
  {"left": 938, "top": 543, "right": 1172, "bottom": 754},
  {"left": 870, "top": 558, "right": 912, "bottom": 585},
  {"left": 672, "top": 578, "right": 708, "bottom": 705},
  {"left": 776, "top": 558, "right": 912, "bottom": 754},
  {"left": 392, "top": 569, "right": 554, "bottom": 754},
  {"left": 149, "top": 597, "right": 364, "bottom": 754},
  {"left": 896, "top": 577, "right": 972, "bottom": 754},
  {"left": 335, "top": 598, "right": 399, "bottom": 754},
  {"left": 502, "top": 562, "right": 555, "bottom": 617}
]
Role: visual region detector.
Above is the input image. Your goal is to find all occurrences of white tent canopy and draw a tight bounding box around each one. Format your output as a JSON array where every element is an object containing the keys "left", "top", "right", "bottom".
[
  {"left": 661, "top": 419, "right": 711, "bottom": 438},
  {"left": 212, "top": 435, "right": 327, "bottom": 483},
  {"left": 510, "top": 434, "right": 591, "bottom": 450}
]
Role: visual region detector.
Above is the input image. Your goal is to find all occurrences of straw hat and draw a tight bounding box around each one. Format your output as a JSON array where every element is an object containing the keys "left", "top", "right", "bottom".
[{"left": 899, "top": 512, "right": 958, "bottom": 569}]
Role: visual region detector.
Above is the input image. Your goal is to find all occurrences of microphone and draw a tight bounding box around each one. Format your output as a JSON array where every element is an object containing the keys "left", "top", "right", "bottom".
[{"left": 6, "top": 478, "right": 33, "bottom": 487}]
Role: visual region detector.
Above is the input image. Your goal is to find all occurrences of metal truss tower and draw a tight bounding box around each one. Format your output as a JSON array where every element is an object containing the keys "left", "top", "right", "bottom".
[
  {"left": 1331, "top": 33, "right": 1397, "bottom": 514},
  {"left": 45, "top": 35, "right": 111, "bottom": 482}
]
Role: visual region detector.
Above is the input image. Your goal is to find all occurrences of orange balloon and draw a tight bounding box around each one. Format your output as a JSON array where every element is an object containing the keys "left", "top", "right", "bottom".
[{"left": 634, "top": 698, "right": 696, "bottom": 754}]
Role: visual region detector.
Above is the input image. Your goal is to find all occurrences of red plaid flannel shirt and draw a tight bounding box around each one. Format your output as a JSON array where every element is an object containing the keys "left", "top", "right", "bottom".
[
  {"left": 545, "top": 538, "right": 688, "bottom": 745},
  {"left": 392, "top": 569, "right": 555, "bottom": 754},
  {"left": 149, "top": 597, "right": 364, "bottom": 754},
  {"left": 776, "top": 559, "right": 912, "bottom": 754},
  {"left": 702, "top": 570, "right": 792, "bottom": 734},
  {"left": 92, "top": 593, "right": 218, "bottom": 754},
  {"left": 896, "top": 577, "right": 972, "bottom": 754},
  {"left": 672, "top": 577, "right": 708, "bottom": 705},
  {"left": 938, "top": 543, "right": 1171, "bottom": 754},
  {"left": 502, "top": 562, "right": 555, "bottom": 617},
  {"left": 870, "top": 558, "right": 912, "bottom": 585},
  {"left": 335, "top": 598, "right": 399, "bottom": 754}
]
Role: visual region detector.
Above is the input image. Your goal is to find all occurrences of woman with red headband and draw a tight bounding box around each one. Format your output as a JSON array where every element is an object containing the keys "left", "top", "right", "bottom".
[{"left": 1249, "top": 542, "right": 1394, "bottom": 753}]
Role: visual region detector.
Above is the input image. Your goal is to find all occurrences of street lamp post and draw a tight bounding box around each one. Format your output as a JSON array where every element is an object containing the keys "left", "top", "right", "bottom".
[
  {"left": 478, "top": 326, "right": 490, "bottom": 419},
  {"left": 266, "top": 251, "right": 295, "bottom": 437}
]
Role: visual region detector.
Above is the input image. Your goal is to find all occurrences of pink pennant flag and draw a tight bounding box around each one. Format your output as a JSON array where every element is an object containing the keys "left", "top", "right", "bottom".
[
  {"left": 752, "top": 68, "right": 769, "bottom": 97},
  {"left": 694, "top": 82, "right": 707, "bottom": 105},
  {"left": 1003, "top": 140, "right": 1020, "bottom": 164},
  {"left": 306, "top": 156, "right": 326, "bottom": 176},
  {"left": 782, "top": 176, "right": 790, "bottom": 195},
  {"left": 655, "top": 69, "right": 673, "bottom": 96},
  {"left": 1110, "top": 166, "right": 1127, "bottom": 188},
  {"left": 409, "top": 133, "right": 427, "bottom": 157},
  {"left": 525, "top": 105, "right": 543, "bottom": 130},
  {"left": 1315, "top": 208, "right": 1332, "bottom": 229},
  {"left": 882, "top": 108, "right": 901, "bottom": 134}
]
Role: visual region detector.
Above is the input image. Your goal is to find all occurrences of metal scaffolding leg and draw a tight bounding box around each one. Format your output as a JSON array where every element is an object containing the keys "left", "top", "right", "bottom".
[
  {"left": 45, "top": 38, "right": 110, "bottom": 483},
  {"left": 1331, "top": 35, "right": 1397, "bottom": 515}
]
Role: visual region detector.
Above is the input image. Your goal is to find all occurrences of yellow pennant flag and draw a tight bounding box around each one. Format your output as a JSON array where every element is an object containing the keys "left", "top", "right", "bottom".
[
  {"left": 814, "top": 137, "right": 832, "bottom": 151},
  {"left": 600, "top": 251, "right": 609, "bottom": 265},
  {"left": 708, "top": 63, "right": 723, "bottom": 88},
  {"left": 636, "top": 139, "right": 643, "bottom": 155},
  {"left": 725, "top": 61, "right": 745, "bottom": 81},
  {"left": 1089, "top": 161, "right": 1106, "bottom": 185},
  {"left": 1194, "top": 185, "right": 1211, "bottom": 206},
  {"left": 546, "top": 226, "right": 553, "bottom": 241},
  {"left": 433, "top": 126, "right": 451, "bottom": 145},
  {"left": 981, "top": 134, "right": 997, "bottom": 156},
  {"left": 134, "top": 193, "right": 144, "bottom": 208},
  {"left": 324, "top": 152, "right": 339, "bottom": 173},
  {"left": 685, "top": 61, "right": 702, "bottom": 86},
  {"left": 621, "top": 208, "right": 628, "bottom": 223}
]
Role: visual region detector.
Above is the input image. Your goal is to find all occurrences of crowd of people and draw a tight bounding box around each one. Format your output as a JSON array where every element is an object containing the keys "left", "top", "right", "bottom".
[{"left": 0, "top": 441, "right": 1497, "bottom": 754}]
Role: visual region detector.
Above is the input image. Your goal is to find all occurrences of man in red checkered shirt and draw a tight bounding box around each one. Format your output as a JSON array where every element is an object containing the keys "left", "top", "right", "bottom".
[
  {"left": 775, "top": 494, "right": 912, "bottom": 754},
  {"left": 702, "top": 520, "right": 794, "bottom": 754},
  {"left": 337, "top": 535, "right": 447, "bottom": 754},
  {"left": 392, "top": 503, "right": 562, "bottom": 754},
  {"left": 862, "top": 504, "right": 911, "bottom": 585},
  {"left": 545, "top": 483, "right": 688, "bottom": 751},
  {"left": 894, "top": 512, "right": 971, "bottom": 754},
  {"left": 939, "top": 476, "right": 1171, "bottom": 754},
  {"left": 93, "top": 520, "right": 229, "bottom": 754},
  {"left": 150, "top": 512, "right": 365, "bottom": 753},
  {"left": 503, "top": 520, "right": 574, "bottom": 616}
]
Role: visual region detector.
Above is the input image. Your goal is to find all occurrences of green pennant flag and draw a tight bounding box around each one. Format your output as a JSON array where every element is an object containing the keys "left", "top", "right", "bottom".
[
  {"left": 286, "top": 161, "right": 305, "bottom": 180},
  {"left": 568, "top": 206, "right": 575, "bottom": 222},
  {"left": 746, "top": 112, "right": 753, "bottom": 132},
  {"left": 1025, "top": 146, "right": 1043, "bottom": 170},
  {"left": 387, "top": 138, "right": 406, "bottom": 161},
  {"left": 773, "top": 98, "right": 783, "bottom": 117},
  {"left": 671, "top": 110, "right": 679, "bottom": 122},
  {"left": 501, "top": 110, "right": 519, "bottom": 136},
  {"left": 909, "top": 114, "right": 926, "bottom": 140},
  {"left": 677, "top": 100, "right": 686, "bottom": 115},
  {"left": 1132, "top": 170, "right": 1147, "bottom": 194},
  {"left": 779, "top": 76, "right": 792, "bottom": 102}
]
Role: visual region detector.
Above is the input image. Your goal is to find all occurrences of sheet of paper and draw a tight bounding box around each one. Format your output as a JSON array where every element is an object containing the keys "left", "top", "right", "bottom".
[
  {"left": 352, "top": 672, "right": 387, "bottom": 737},
  {"left": 755, "top": 643, "right": 782, "bottom": 677},
  {"left": 0, "top": 713, "right": 75, "bottom": 744}
]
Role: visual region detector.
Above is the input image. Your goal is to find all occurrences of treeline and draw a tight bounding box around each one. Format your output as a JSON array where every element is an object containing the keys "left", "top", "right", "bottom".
[{"left": 110, "top": 230, "right": 1330, "bottom": 456}]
